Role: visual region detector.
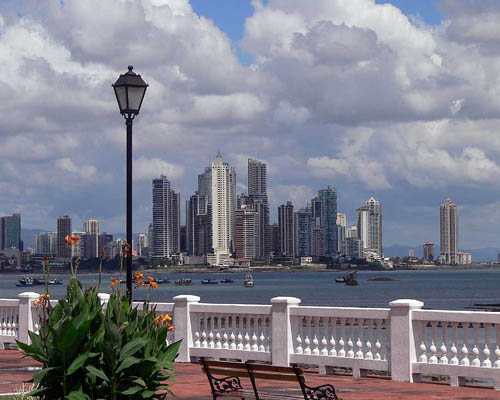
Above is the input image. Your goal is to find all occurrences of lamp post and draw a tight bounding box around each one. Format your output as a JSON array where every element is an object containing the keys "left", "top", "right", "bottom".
[{"left": 113, "top": 65, "right": 148, "bottom": 301}]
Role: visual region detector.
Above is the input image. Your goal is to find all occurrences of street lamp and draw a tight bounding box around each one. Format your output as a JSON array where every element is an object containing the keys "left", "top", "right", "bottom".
[{"left": 113, "top": 65, "right": 148, "bottom": 301}]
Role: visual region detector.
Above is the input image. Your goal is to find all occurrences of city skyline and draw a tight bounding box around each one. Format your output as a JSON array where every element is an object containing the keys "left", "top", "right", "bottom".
[{"left": 1, "top": 0, "right": 500, "bottom": 249}]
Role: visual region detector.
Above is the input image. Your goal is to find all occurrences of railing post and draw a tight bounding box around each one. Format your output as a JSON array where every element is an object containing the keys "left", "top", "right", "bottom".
[
  {"left": 173, "top": 295, "right": 200, "bottom": 363},
  {"left": 270, "top": 296, "right": 301, "bottom": 366},
  {"left": 389, "top": 299, "right": 423, "bottom": 382},
  {"left": 17, "top": 292, "right": 40, "bottom": 345}
]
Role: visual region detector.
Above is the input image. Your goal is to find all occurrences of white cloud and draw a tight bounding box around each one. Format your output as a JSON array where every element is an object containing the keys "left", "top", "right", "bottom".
[{"left": 133, "top": 157, "right": 184, "bottom": 182}]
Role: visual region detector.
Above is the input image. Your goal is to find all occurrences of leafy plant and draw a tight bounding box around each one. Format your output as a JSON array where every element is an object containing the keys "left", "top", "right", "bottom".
[{"left": 17, "top": 276, "right": 179, "bottom": 399}]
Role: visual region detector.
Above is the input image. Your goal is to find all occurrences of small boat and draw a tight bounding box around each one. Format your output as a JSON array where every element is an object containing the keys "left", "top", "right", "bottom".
[
  {"left": 201, "top": 279, "right": 218, "bottom": 285},
  {"left": 243, "top": 274, "right": 254, "bottom": 288},
  {"left": 220, "top": 278, "right": 234, "bottom": 283},
  {"left": 16, "top": 277, "right": 34, "bottom": 287},
  {"left": 32, "top": 277, "right": 45, "bottom": 286},
  {"left": 155, "top": 277, "right": 170, "bottom": 284},
  {"left": 48, "top": 278, "right": 63, "bottom": 285},
  {"left": 335, "top": 276, "right": 346, "bottom": 283},
  {"left": 345, "top": 272, "right": 358, "bottom": 286},
  {"left": 175, "top": 278, "right": 192, "bottom": 286}
]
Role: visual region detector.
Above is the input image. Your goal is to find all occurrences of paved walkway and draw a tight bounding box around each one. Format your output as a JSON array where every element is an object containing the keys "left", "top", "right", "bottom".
[{"left": 1, "top": 350, "right": 500, "bottom": 399}]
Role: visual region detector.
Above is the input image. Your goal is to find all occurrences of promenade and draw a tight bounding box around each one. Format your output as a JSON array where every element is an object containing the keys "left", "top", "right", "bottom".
[{"left": 1, "top": 350, "right": 499, "bottom": 399}]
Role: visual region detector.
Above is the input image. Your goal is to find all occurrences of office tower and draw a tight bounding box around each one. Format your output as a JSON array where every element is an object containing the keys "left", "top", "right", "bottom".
[
  {"left": 346, "top": 225, "right": 358, "bottom": 239},
  {"left": 198, "top": 167, "right": 212, "bottom": 199},
  {"left": 49, "top": 232, "right": 57, "bottom": 255},
  {"left": 136, "top": 233, "right": 148, "bottom": 257},
  {"left": 186, "top": 193, "right": 212, "bottom": 256},
  {"left": 310, "top": 197, "right": 324, "bottom": 256},
  {"left": 83, "top": 219, "right": 100, "bottom": 258},
  {"left": 423, "top": 241, "right": 434, "bottom": 263},
  {"left": 0, "top": 213, "right": 21, "bottom": 250},
  {"left": 56, "top": 215, "right": 72, "bottom": 259},
  {"left": 35, "top": 232, "right": 52, "bottom": 254},
  {"left": 294, "top": 206, "right": 313, "bottom": 257},
  {"left": 71, "top": 232, "right": 87, "bottom": 258},
  {"left": 270, "top": 224, "right": 279, "bottom": 255},
  {"left": 152, "top": 176, "right": 180, "bottom": 258},
  {"left": 147, "top": 223, "right": 154, "bottom": 258},
  {"left": 316, "top": 186, "right": 338, "bottom": 255},
  {"left": 98, "top": 233, "right": 113, "bottom": 258},
  {"left": 356, "top": 197, "right": 383, "bottom": 256},
  {"left": 337, "top": 212, "right": 347, "bottom": 252},
  {"left": 341, "top": 237, "right": 364, "bottom": 258},
  {"left": 278, "top": 201, "right": 295, "bottom": 256},
  {"left": 237, "top": 193, "right": 251, "bottom": 209},
  {"left": 248, "top": 159, "right": 267, "bottom": 203},
  {"left": 235, "top": 205, "right": 258, "bottom": 259},
  {"left": 440, "top": 197, "right": 458, "bottom": 264},
  {"left": 179, "top": 226, "right": 187, "bottom": 253},
  {"left": 211, "top": 151, "right": 236, "bottom": 263}
]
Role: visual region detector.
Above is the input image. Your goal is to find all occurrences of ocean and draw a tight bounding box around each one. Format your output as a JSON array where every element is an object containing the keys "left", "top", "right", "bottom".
[{"left": 2, "top": 268, "right": 500, "bottom": 310}]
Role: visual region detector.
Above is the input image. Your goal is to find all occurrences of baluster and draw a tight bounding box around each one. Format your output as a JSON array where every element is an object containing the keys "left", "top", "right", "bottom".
[
  {"left": 252, "top": 315, "right": 259, "bottom": 352},
  {"left": 494, "top": 324, "right": 500, "bottom": 368},
  {"left": 237, "top": 315, "right": 244, "bottom": 350},
  {"left": 450, "top": 322, "right": 459, "bottom": 365},
  {"left": 230, "top": 314, "right": 236, "bottom": 350},
  {"left": 385, "top": 319, "right": 391, "bottom": 362},
  {"left": 365, "top": 319, "right": 373, "bottom": 360},
  {"left": 258, "top": 316, "right": 265, "bottom": 352},
  {"left": 304, "top": 317, "right": 312, "bottom": 355},
  {"left": 201, "top": 313, "right": 208, "bottom": 348},
  {"left": 266, "top": 316, "right": 272, "bottom": 352},
  {"left": 194, "top": 314, "right": 201, "bottom": 348},
  {"left": 439, "top": 322, "right": 449, "bottom": 364},
  {"left": 215, "top": 314, "right": 222, "bottom": 349},
  {"left": 320, "top": 317, "right": 328, "bottom": 356},
  {"left": 222, "top": 314, "right": 229, "bottom": 349},
  {"left": 244, "top": 316, "right": 251, "bottom": 351},
  {"left": 483, "top": 323, "right": 492, "bottom": 367},
  {"left": 12, "top": 309, "right": 17, "bottom": 338},
  {"left": 208, "top": 313, "right": 215, "bottom": 349},
  {"left": 418, "top": 321, "right": 427, "bottom": 363},
  {"left": 472, "top": 323, "right": 481, "bottom": 367},
  {"left": 374, "top": 319, "right": 381, "bottom": 360},
  {"left": 460, "top": 322, "right": 470, "bottom": 366},
  {"left": 347, "top": 319, "right": 355, "bottom": 358},
  {"left": 6, "top": 309, "right": 12, "bottom": 336},
  {"left": 338, "top": 318, "right": 346, "bottom": 357},
  {"left": 1, "top": 309, "right": 7, "bottom": 335},
  {"left": 295, "top": 316, "right": 304, "bottom": 354},
  {"left": 356, "top": 319, "right": 364, "bottom": 359},
  {"left": 429, "top": 321, "right": 438, "bottom": 364},
  {"left": 312, "top": 317, "right": 320, "bottom": 355},
  {"left": 329, "top": 318, "right": 337, "bottom": 356}
]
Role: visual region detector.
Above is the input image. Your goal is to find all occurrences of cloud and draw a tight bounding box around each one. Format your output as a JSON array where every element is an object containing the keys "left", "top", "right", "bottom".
[{"left": 133, "top": 157, "right": 184, "bottom": 182}]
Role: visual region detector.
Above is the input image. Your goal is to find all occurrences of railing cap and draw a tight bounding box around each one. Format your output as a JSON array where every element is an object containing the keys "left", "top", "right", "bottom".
[
  {"left": 98, "top": 293, "right": 110, "bottom": 301},
  {"left": 18, "top": 292, "right": 40, "bottom": 299},
  {"left": 389, "top": 299, "right": 424, "bottom": 308},
  {"left": 173, "top": 295, "right": 200, "bottom": 303},
  {"left": 271, "top": 296, "right": 301, "bottom": 305}
]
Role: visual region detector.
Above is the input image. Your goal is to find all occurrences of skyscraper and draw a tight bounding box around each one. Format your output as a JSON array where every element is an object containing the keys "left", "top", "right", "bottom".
[
  {"left": 440, "top": 197, "right": 458, "bottom": 264},
  {"left": 186, "top": 193, "right": 212, "bottom": 256},
  {"left": 295, "top": 206, "right": 313, "bottom": 257},
  {"left": 356, "top": 197, "right": 383, "bottom": 256},
  {"left": 316, "top": 186, "right": 338, "bottom": 255},
  {"left": 197, "top": 167, "right": 212, "bottom": 199},
  {"left": 234, "top": 205, "right": 258, "bottom": 259},
  {"left": 83, "top": 219, "right": 100, "bottom": 258},
  {"left": 35, "top": 232, "right": 53, "bottom": 254},
  {"left": 57, "top": 215, "right": 72, "bottom": 259},
  {"left": 152, "top": 176, "right": 181, "bottom": 258},
  {"left": 136, "top": 233, "right": 148, "bottom": 257},
  {"left": 278, "top": 201, "right": 295, "bottom": 256},
  {"left": 337, "top": 212, "right": 347, "bottom": 253},
  {"left": 248, "top": 159, "right": 267, "bottom": 203},
  {"left": 211, "top": 151, "right": 236, "bottom": 264},
  {"left": 0, "top": 213, "right": 21, "bottom": 251}
]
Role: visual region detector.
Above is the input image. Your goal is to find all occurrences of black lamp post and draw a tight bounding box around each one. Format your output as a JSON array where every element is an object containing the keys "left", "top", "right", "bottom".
[{"left": 113, "top": 66, "right": 148, "bottom": 301}]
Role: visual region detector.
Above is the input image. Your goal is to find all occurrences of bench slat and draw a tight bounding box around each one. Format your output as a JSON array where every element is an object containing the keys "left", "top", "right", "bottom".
[
  {"left": 204, "top": 360, "right": 303, "bottom": 375},
  {"left": 207, "top": 368, "right": 301, "bottom": 382}
]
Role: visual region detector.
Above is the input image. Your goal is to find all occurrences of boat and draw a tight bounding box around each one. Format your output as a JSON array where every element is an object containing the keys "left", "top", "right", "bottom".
[
  {"left": 335, "top": 276, "right": 346, "bottom": 283},
  {"left": 155, "top": 277, "right": 170, "bottom": 284},
  {"left": 243, "top": 274, "right": 254, "bottom": 288},
  {"left": 175, "top": 278, "right": 192, "bottom": 286},
  {"left": 48, "top": 278, "right": 63, "bottom": 285},
  {"left": 201, "top": 279, "right": 218, "bottom": 285},
  {"left": 345, "top": 272, "right": 358, "bottom": 286},
  {"left": 220, "top": 278, "right": 234, "bottom": 283},
  {"left": 16, "top": 277, "right": 34, "bottom": 287}
]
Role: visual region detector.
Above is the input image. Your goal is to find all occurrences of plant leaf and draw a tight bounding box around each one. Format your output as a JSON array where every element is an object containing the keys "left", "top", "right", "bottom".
[
  {"left": 67, "top": 352, "right": 90, "bottom": 375},
  {"left": 120, "top": 385, "right": 142, "bottom": 395},
  {"left": 85, "top": 366, "right": 110, "bottom": 383},
  {"left": 115, "top": 356, "right": 141, "bottom": 373},
  {"left": 119, "top": 338, "right": 148, "bottom": 360}
]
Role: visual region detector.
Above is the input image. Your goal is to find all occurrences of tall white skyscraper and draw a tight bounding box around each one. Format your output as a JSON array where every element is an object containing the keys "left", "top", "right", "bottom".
[
  {"left": 83, "top": 219, "right": 100, "bottom": 258},
  {"left": 211, "top": 151, "right": 236, "bottom": 265},
  {"left": 356, "top": 197, "right": 383, "bottom": 256},
  {"left": 152, "top": 175, "right": 181, "bottom": 258},
  {"left": 440, "top": 197, "right": 458, "bottom": 264}
]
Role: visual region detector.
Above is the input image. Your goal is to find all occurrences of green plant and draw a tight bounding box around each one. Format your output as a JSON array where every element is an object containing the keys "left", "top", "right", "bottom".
[{"left": 17, "top": 276, "right": 179, "bottom": 400}]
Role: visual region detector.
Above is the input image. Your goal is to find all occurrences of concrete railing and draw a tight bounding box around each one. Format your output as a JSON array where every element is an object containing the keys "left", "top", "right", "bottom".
[{"left": 2, "top": 293, "right": 500, "bottom": 390}]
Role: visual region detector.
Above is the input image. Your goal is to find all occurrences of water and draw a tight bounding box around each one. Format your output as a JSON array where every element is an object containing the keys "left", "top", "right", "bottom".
[{"left": 1, "top": 269, "right": 500, "bottom": 310}]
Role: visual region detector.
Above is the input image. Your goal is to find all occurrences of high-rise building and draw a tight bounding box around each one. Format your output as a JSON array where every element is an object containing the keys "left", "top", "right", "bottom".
[
  {"left": 341, "top": 237, "right": 364, "bottom": 258},
  {"left": 295, "top": 207, "right": 313, "bottom": 257},
  {"left": 440, "top": 197, "right": 458, "bottom": 264},
  {"left": 211, "top": 151, "right": 236, "bottom": 264},
  {"left": 248, "top": 159, "right": 267, "bottom": 203},
  {"left": 197, "top": 167, "right": 212, "bottom": 199},
  {"left": 56, "top": 215, "right": 72, "bottom": 259},
  {"left": 152, "top": 176, "right": 181, "bottom": 258},
  {"left": 186, "top": 193, "right": 212, "bottom": 256},
  {"left": 98, "top": 233, "right": 113, "bottom": 258},
  {"left": 270, "top": 224, "right": 279, "bottom": 256},
  {"left": 35, "top": 232, "right": 54, "bottom": 255},
  {"left": 346, "top": 225, "right": 358, "bottom": 239},
  {"left": 234, "top": 205, "right": 258, "bottom": 259},
  {"left": 423, "top": 241, "right": 434, "bottom": 263},
  {"left": 83, "top": 219, "right": 100, "bottom": 258},
  {"left": 0, "top": 213, "right": 21, "bottom": 251},
  {"left": 71, "top": 232, "right": 87, "bottom": 258},
  {"left": 136, "top": 233, "right": 148, "bottom": 257},
  {"left": 337, "top": 212, "right": 347, "bottom": 253},
  {"left": 316, "top": 186, "right": 338, "bottom": 255},
  {"left": 147, "top": 223, "right": 154, "bottom": 258},
  {"left": 278, "top": 201, "right": 295, "bottom": 256},
  {"left": 356, "top": 197, "right": 383, "bottom": 256}
]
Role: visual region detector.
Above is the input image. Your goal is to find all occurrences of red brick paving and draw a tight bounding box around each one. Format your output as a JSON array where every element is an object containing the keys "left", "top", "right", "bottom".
[{"left": 1, "top": 350, "right": 500, "bottom": 399}]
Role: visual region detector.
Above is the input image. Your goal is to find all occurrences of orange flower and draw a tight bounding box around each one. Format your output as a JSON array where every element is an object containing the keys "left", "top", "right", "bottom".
[
  {"left": 162, "top": 314, "right": 172, "bottom": 324},
  {"left": 147, "top": 276, "right": 154, "bottom": 282},
  {"left": 134, "top": 272, "right": 144, "bottom": 281},
  {"left": 167, "top": 326, "right": 176, "bottom": 332},
  {"left": 150, "top": 281, "right": 158, "bottom": 289},
  {"left": 65, "top": 235, "right": 79, "bottom": 246},
  {"left": 111, "top": 278, "right": 118, "bottom": 287},
  {"left": 153, "top": 315, "right": 162, "bottom": 324}
]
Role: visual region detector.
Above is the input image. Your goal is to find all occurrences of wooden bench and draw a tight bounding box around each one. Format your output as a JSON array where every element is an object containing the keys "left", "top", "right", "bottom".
[{"left": 200, "top": 358, "right": 340, "bottom": 400}]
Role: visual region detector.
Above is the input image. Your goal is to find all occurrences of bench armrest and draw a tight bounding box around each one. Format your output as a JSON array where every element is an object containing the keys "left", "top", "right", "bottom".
[
  {"left": 303, "top": 383, "right": 339, "bottom": 400},
  {"left": 210, "top": 375, "right": 244, "bottom": 394}
]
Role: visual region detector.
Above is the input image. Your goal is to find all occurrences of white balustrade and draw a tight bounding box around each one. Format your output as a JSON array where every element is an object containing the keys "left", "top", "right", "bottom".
[{"left": 0, "top": 300, "right": 19, "bottom": 348}]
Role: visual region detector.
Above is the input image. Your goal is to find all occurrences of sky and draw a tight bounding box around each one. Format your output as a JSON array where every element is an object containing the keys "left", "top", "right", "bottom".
[{"left": 1, "top": 0, "right": 500, "bottom": 249}]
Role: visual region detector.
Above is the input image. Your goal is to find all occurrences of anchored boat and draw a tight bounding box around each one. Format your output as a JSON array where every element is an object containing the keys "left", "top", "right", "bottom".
[{"left": 243, "top": 274, "right": 254, "bottom": 288}]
